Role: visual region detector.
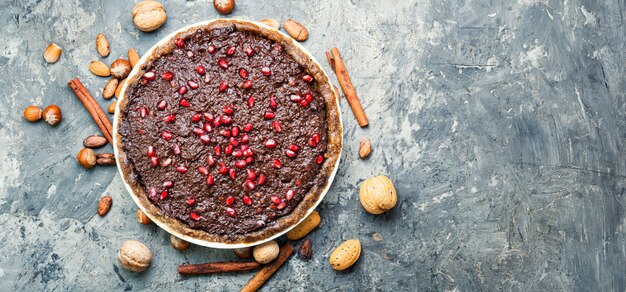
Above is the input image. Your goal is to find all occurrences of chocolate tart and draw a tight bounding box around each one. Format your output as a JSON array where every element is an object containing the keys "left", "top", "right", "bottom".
[{"left": 113, "top": 19, "right": 342, "bottom": 248}]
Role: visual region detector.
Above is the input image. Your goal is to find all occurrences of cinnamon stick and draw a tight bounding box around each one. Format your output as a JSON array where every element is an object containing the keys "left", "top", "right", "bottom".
[
  {"left": 68, "top": 78, "right": 113, "bottom": 144},
  {"left": 241, "top": 244, "right": 294, "bottom": 292},
  {"left": 327, "top": 48, "right": 369, "bottom": 127},
  {"left": 178, "top": 261, "right": 260, "bottom": 275}
]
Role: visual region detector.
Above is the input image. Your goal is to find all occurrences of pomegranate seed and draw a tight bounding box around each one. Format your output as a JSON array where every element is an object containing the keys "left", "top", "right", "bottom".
[
  {"left": 218, "top": 163, "right": 227, "bottom": 174},
  {"left": 150, "top": 157, "right": 159, "bottom": 166},
  {"left": 206, "top": 174, "right": 214, "bottom": 185},
  {"left": 214, "top": 145, "right": 222, "bottom": 156},
  {"left": 261, "top": 66, "right": 271, "bottom": 76},
  {"left": 286, "top": 190, "right": 295, "bottom": 200},
  {"left": 299, "top": 100, "right": 309, "bottom": 107},
  {"left": 191, "top": 113, "right": 202, "bottom": 122},
  {"left": 226, "top": 196, "right": 235, "bottom": 205},
  {"left": 240, "top": 134, "right": 250, "bottom": 144},
  {"left": 316, "top": 155, "right": 324, "bottom": 164},
  {"left": 141, "top": 77, "right": 150, "bottom": 86},
  {"left": 226, "top": 207, "right": 236, "bottom": 217},
  {"left": 247, "top": 169, "right": 257, "bottom": 180},
  {"left": 242, "top": 80, "right": 252, "bottom": 89},
  {"left": 196, "top": 65, "right": 206, "bottom": 75},
  {"left": 304, "top": 93, "right": 313, "bottom": 103},
  {"left": 226, "top": 46, "right": 236, "bottom": 56},
  {"left": 143, "top": 71, "right": 156, "bottom": 81},
  {"left": 273, "top": 159, "right": 282, "bottom": 168},
  {"left": 289, "top": 144, "right": 300, "bottom": 152},
  {"left": 160, "top": 190, "right": 168, "bottom": 200},
  {"left": 230, "top": 137, "right": 239, "bottom": 146},
  {"left": 272, "top": 121, "right": 282, "bottom": 132},
  {"left": 190, "top": 212, "right": 200, "bottom": 221},
  {"left": 247, "top": 96, "right": 255, "bottom": 108},
  {"left": 230, "top": 126, "right": 240, "bottom": 137},
  {"left": 296, "top": 179, "right": 302, "bottom": 187},
  {"left": 186, "top": 198, "right": 196, "bottom": 206},
  {"left": 243, "top": 123, "right": 253, "bottom": 132},
  {"left": 223, "top": 105, "right": 234, "bottom": 115},
  {"left": 200, "top": 134, "right": 211, "bottom": 144},
  {"left": 164, "top": 114, "right": 176, "bottom": 123},
  {"left": 239, "top": 68, "right": 248, "bottom": 78},
  {"left": 198, "top": 166, "right": 209, "bottom": 175},
  {"left": 147, "top": 146, "right": 156, "bottom": 157},
  {"left": 264, "top": 111, "right": 275, "bottom": 119},
  {"left": 312, "top": 133, "right": 320, "bottom": 144},
  {"left": 212, "top": 118, "right": 221, "bottom": 127},
  {"left": 243, "top": 148, "right": 254, "bottom": 157},
  {"left": 229, "top": 169, "right": 236, "bottom": 180},
  {"left": 208, "top": 45, "right": 216, "bottom": 54},
  {"left": 204, "top": 113, "right": 214, "bottom": 122},
  {"left": 149, "top": 188, "right": 157, "bottom": 198},
  {"left": 161, "top": 130, "right": 173, "bottom": 140},
  {"left": 139, "top": 107, "right": 147, "bottom": 118},
  {"left": 178, "top": 86, "right": 188, "bottom": 95},
  {"left": 271, "top": 196, "right": 281, "bottom": 204},
  {"left": 193, "top": 127, "right": 204, "bottom": 136},
  {"left": 220, "top": 116, "right": 232, "bottom": 125},
  {"left": 277, "top": 201, "right": 286, "bottom": 210},
  {"left": 286, "top": 150, "right": 297, "bottom": 158},
  {"left": 235, "top": 160, "right": 246, "bottom": 168},
  {"left": 174, "top": 38, "right": 184, "bottom": 48},
  {"left": 232, "top": 150, "right": 243, "bottom": 157},
  {"left": 176, "top": 165, "right": 188, "bottom": 174},
  {"left": 219, "top": 81, "right": 228, "bottom": 92},
  {"left": 225, "top": 145, "right": 233, "bottom": 155},
  {"left": 160, "top": 158, "right": 171, "bottom": 167},
  {"left": 219, "top": 129, "right": 231, "bottom": 137},
  {"left": 302, "top": 74, "right": 313, "bottom": 83},
  {"left": 243, "top": 195, "right": 252, "bottom": 205},
  {"left": 245, "top": 156, "right": 254, "bottom": 164},
  {"left": 203, "top": 123, "right": 213, "bottom": 132},
  {"left": 157, "top": 100, "right": 167, "bottom": 110},
  {"left": 207, "top": 155, "right": 216, "bottom": 166},
  {"left": 163, "top": 180, "right": 173, "bottom": 188},
  {"left": 257, "top": 174, "right": 266, "bottom": 185},
  {"left": 269, "top": 95, "right": 277, "bottom": 109},
  {"left": 308, "top": 138, "right": 317, "bottom": 147},
  {"left": 172, "top": 144, "right": 181, "bottom": 155},
  {"left": 265, "top": 139, "right": 277, "bottom": 148},
  {"left": 218, "top": 58, "right": 228, "bottom": 69},
  {"left": 187, "top": 80, "right": 199, "bottom": 89},
  {"left": 290, "top": 94, "right": 302, "bottom": 102},
  {"left": 245, "top": 47, "right": 255, "bottom": 57},
  {"left": 162, "top": 71, "right": 174, "bottom": 80},
  {"left": 179, "top": 99, "right": 190, "bottom": 107}
]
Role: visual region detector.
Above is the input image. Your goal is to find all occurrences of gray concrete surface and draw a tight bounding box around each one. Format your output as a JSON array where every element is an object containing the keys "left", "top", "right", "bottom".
[{"left": 1, "top": 0, "right": 626, "bottom": 291}]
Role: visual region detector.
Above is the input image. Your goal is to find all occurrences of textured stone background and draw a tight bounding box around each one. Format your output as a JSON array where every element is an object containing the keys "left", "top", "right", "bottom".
[{"left": 1, "top": 0, "right": 625, "bottom": 291}]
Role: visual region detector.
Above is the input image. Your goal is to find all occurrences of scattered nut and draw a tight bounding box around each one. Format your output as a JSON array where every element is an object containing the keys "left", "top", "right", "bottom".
[
  {"left": 115, "top": 78, "right": 127, "bottom": 98},
  {"left": 96, "top": 33, "right": 110, "bottom": 57},
  {"left": 287, "top": 210, "right": 320, "bottom": 240},
  {"left": 298, "top": 239, "right": 312, "bottom": 260},
  {"left": 234, "top": 247, "right": 252, "bottom": 259},
  {"left": 89, "top": 60, "right": 111, "bottom": 77},
  {"left": 170, "top": 235, "right": 191, "bottom": 251},
  {"left": 359, "top": 138, "right": 372, "bottom": 159},
  {"left": 103, "top": 78, "right": 118, "bottom": 99},
  {"left": 283, "top": 19, "right": 308, "bottom": 42},
  {"left": 131, "top": 0, "right": 167, "bottom": 32},
  {"left": 77, "top": 148, "right": 96, "bottom": 169},
  {"left": 83, "top": 135, "right": 108, "bottom": 148},
  {"left": 42, "top": 105, "right": 62, "bottom": 126},
  {"left": 110, "top": 59, "right": 131, "bottom": 79},
  {"left": 97, "top": 196, "right": 112, "bottom": 216},
  {"left": 108, "top": 101, "right": 117, "bottom": 114},
  {"left": 128, "top": 48, "right": 140, "bottom": 68},
  {"left": 213, "top": 0, "right": 235, "bottom": 15},
  {"left": 137, "top": 208, "right": 152, "bottom": 224},
  {"left": 96, "top": 153, "right": 115, "bottom": 166},
  {"left": 260, "top": 19, "right": 280, "bottom": 30},
  {"left": 43, "top": 43, "right": 62, "bottom": 63},
  {"left": 253, "top": 240, "right": 279, "bottom": 264},
  {"left": 23, "top": 105, "right": 42, "bottom": 122},
  {"left": 329, "top": 239, "right": 361, "bottom": 271},
  {"left": 359, "top": 175, "right": 397, "bottom": 215},
  {"left": 118, "top": 240, "right": 152, "bottom": 272}
]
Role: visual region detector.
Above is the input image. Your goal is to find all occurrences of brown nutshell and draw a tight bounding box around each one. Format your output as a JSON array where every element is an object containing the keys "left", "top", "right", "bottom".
[
  {"left": 97, "top": 196, "right": 112, "bottom": 216},
  {"left": 77, "top": 148, "right": 97, "bottom": 169},
  {"left": 110, "top": 59, "right": 131, "bottom": 79},
  {"left": 137, "top": 208, "right": 152, "bottom": 224},
  {"left": 358, "top": 138, "right": 372, "bottom": 159},
  {"left": 43, "top": 43, "right": 62, "bottom": 63},
  {"left": 213, "top": 0, "right": 235, "bottom": 15},
  {"left": 170, "top": 235, "right": 191, "bottom": 251},
  {"left": 23, "top": 105, "right": 42, "bottom": 122},
  {"left": 234, "top": 247, "right": 252, "bottom": 259},
  {"left": 42, "top": 105, "right": 62, "bottom": 126}
]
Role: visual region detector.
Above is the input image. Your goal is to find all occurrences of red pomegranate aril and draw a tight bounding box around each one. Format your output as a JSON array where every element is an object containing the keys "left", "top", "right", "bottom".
[
  {"left": 178, "top": 86, "right": 188, "bottom": 95},
  {"left": 190, "top": 212, "right": 200, "bottom": 221},
  {"left": 203, "top": 113, "right": 214, "bottom": 122},
  {"left": 143, "top": 71, "right": 156, "bottom": 81},
  {"left": 290, "top": 94, "right": 302, "bottom": 102},
  {"left": 218, "top": 58, "right": 228, "bottom": 69},
  {"left": 235, "top": 160, "right": 246, "bottom": 168},
  {"left": 187, "top": 80, "right": 199, "bottom": 89},
  {"left": 214, "top": 145, "right": 222, "bottom": 156},
  {"left": 286, "top": 149, "right": 297, "bottom": 158},
  {"left": 219, "top": 81, "right": 228, "bottom": 92},
  {"left": 203, "top": 123, "right": 213, "bottom": 133},
  {"left": 239, "top": 68, "right": 248, "bottom": 78},
  {"left": 243, "top": 123, "right": 253, "bottom": 132},
  {"left": 245, "top": 156, "right": 254, "bottom": 164},
  {"left": 312, "top": 133, "right": 320, "bottom": 144},
  {"left": 302, "top": 74, "right": 313, "bottom": 83},
  {"left": 308, "top": 138, "right": 316, "bottom": 147},
  {"left": 243, "top": 195, "right": 252, "bottom": 205},
  {"left": 208, "top": 45, "right": 216, "bottom": 54},
  {"left": 160, "top": 190, "right": 169, "bottom": 200},
  {"left": 273, "top": 159, "right": 282, "bottom": 168},
  {"left": 226, "top": 207, "right": 236, "bottom": 217},
  {"left": 261, "top": 66, "right": 271, "bottom": 76},
  {"left": 220, "top": 115, "right": 232, "bottom": 125},
  {"left": 225, "top": 145, "right": 233, "bottom": 155},
  {"left": 219, "top": 129, "right": 231, "bottom": 137},
  {"left": 218, "top": 162, "right": 228, "bottom": 174},
  {"left": 160, "top": 158, "right": 171, "bottom": 167},
  {"left": 243, "top": 80, "right": 252, "bottom": 89},
  {"left": 270, "top": 196, "right": 281, "bottom": 204},
  {"left": 149, "top": 188, "right": 157, "bottom": 198},
  {"left": 240, "top": 134, "right": 250, "bottom": 144},
  {"left": 226, "top": 196, "right": 235, "bottom": 205},
  {"left": 296, "top": 179, "right": 302, "bottom": 187},
  {"left": 286, "top": 190, "right": 295, "bottom": 201},
  {"left": 247, "top": 169, "right": 257, "bottom": 180},
  {"left": 157, "top": 100, "right": 167, "bottom": 110},
  {"left": 207, "top": 155, "right": 216, "bottom": 166},
  {"left": 316, "top": 155, "right": 324, "bottom": 164},
  {"left": 304, "top": 93, "right": 313, "bottom": 103},
  {"left": 141, "top": 77, "right": 149, "bottom": 86},
  {"left": 264, "top": 111, "right": 275, "bottom": 119},
  {"left": 173, "top": 144, "right": 181, "bottom": 155},
  {"left": 229, "top": 137, "right": 239, "bottom": 146},
  {"left": 277, "top": 201, "right": 286, "bottom": 210},
  {"left": 226, "top": 46, "right": 236, "bottom": 56},
  {"left": 244, "top": 180, "right": 256, "bottom": 191},
  {"left": 299, "top": 100, "right": 309, "bottom": 107},
  {"left": 139, "top": 107, "right": 147, "bottom": 118},
  {"left": 147, "top": 146, "right": 156, "bottom": 157},
  {"left": 161, "top": 130, "right": 173, "bottom": 141},
  {"left": 193, "top": 127, "right": 204, "bottom": 136},
  {"left": 229, "top": 168, "right": 236, "bottom": 180},
  {"left": 179, "top": 99, "right": 190, "bottom": 107},
  {"left": 265, "top": 139, "right": 277, "bottom": 148},
  {"left": 232, "top": 150, "right": 243, "bottom": 157},
  {"left": 223, "top": 105, "right": 234, "bottom": 115},
  {"left": 164, "top": 114, "right": 176, "bottom": 123},
  {"left": 191, "top": 113, "right": 202, "bottom": 122},
  {"left": 206, "top": 174, "right": 215, "bottom": 185},
  {"left": 288, "top": 144, "right": 300, "bottom": 152},
  {"left": 231, "top": 126, "right": 240, "bottom": 137},
  {"left": 198, "top": 166, "right": 209, "bottom": 175},
  {"left": 176, "top": 165, "right": 188, "bottom": 174},
  {"left": 151, "top": 157, "right": 159, "bottom": 167},
  {"left": 257, "top": 174, "right": 266, "bottom": 185},
  {"left": 270, "top": 95, "right": 277, "bottom": 109},
  {"left": 243, "top": 148, "right": 254, "bottom": 157},
  {"left": 212, "top": 118, "right": 221, "bottom": 127},
  {"left": 186, "top": 198, "right": 196, "bottom": 206},
  {"left": 245, "top": 47, "right": 255, "bottom": 57},
  {"left": 200, "top": 134, "right": 211, "bottom": 144},
  {"left": 272, "top": 121, "right": 282, "bottom": 132},
  {"left": 162, "top": 71, "right": 174, "bottom": 81},
  {"left": 196, "top": 65, "right": 206, "bottom": 75},
  {"left": 163, "top": 180, "right": 173, "bottom": 188},
  {"left": 174, "top": 38, "right": 184, "bottom": 48},
  {"left": 247, "top": 96, "right": 255, "bottom": 108}
]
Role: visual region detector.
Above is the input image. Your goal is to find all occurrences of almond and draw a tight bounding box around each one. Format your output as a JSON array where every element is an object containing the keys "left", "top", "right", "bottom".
[
  {"left": 260, "top": 19, "right": 280, "bottom": 30},
  {"left": 115, "top": 78, "right": 127, "bottom": 98},
  {"left": 358, "top": 138, "right": 372, "bottom": 159},
  {"left": 283, "top": 19, "right": 308, "bottom": 42},
  {"left": 83, "top": 135, "right": 108, "bottom": 148},
  {"left": 170, "top": 235, "right": 191, "bottom": 251},
  {"left": 137, "top": 208, "right": 152, "bottom": 224},
  {"left": 89, "top": 60, "right": 111, "bottom": 77},
  {"left": 96, "top": 33, "right": 110, "bottom": 57},
  {"left": 43, "top": 43, "right": 62, "bottom": 63},
  {"left": 286, "top": 210, "right": 320, "bottom": 240},
  {"left": 97, "top": 196, "right": 112, "bottom": 216},
  {"left": 329, "top": 239, "right": 361, "bottom": 270},
  {"left": 103, "top": 78, "right": 118, "bottom": 99},
  {"left": 110, "top": 59, "right": 131, "bottom": 79},
  {"left": 108, "top": 101, "right": 117, "bottom": 114},
  {"left": 128, "top": 48, "right": 140, "bottom": 68}
]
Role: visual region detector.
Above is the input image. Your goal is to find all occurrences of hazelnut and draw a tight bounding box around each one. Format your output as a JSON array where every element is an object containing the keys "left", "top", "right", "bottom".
[
  {"left": 117, "top": 240, "right": 152, "bottom": 272},
  {"left": 169, "top": 235, "right": 191, "bottom": 251},
  {"left": 137, "top": 208, "right": 152, "bottom": 225},
  {"left": 252, "top": 240, "right": 279, "bottom": 264},
  {"left": 213, "top": 0, "right": 235, "bottom": 15},
  {"left": 77, "top": 148, "right": 96, "bottom": 169},
  {"left": 42, "top": 105, "right": 62, "bottom": 126},
  {"left": 43, "top": 43, "right": 62, "bottom": 63},
  {"left": 359, "top": 175, "right": 397, "bottom": 214},
  {"left": 233, "top": 247, "right": 252, "bottom": 259},
  {"left": 131, "top": 1, "right": 167, "bottom": 32},
  {"left": 110, "top": 59, "right": 131, "bottom": 79},
  {"left": 23, "top": 105, "right": 42, "bottom": 122}
]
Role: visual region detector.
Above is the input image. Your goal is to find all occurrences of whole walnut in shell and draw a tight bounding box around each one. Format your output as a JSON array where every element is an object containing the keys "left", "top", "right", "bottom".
[
  {"left": 131, "top": 1, "right": 167, "bottom": 32},
  {"left": 359, "top": 175, "right": 397, "bottom": 214},
  {"left": 117, "top": 240, "right": 152, "bottom": 272}
]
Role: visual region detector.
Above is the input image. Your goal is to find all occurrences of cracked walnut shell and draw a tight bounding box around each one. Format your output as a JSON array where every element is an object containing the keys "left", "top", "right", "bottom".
[{"left": 359, "top": 175, "right": 397, "bottom": 214}]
